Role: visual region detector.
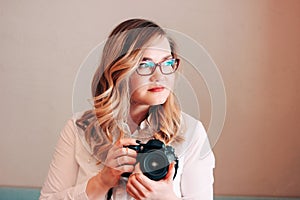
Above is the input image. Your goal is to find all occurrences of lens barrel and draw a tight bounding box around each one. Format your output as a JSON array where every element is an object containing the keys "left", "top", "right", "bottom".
[{"left": 139, "top": 150, "right": 170, "bottom": 181}]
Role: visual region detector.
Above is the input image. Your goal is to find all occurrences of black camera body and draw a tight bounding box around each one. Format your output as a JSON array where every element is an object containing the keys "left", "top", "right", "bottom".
[{"left": 123, "top": 139, "right": 178, "bottom": 181}]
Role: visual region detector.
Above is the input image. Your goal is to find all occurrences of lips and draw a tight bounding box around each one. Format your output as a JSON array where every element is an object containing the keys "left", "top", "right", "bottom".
[{"left": 148, "top": 86, "right": 165, "bottom": 92}]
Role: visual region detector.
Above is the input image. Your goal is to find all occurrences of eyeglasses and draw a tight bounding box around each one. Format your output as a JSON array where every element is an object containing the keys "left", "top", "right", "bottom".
[{"left": 136, "top": 58, "right": 180, "bottom": 76}]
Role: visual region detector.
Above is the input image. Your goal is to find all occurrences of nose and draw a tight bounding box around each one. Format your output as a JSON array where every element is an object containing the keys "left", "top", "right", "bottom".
[{"left": 150, "top": 66, "right": 165, "bottom": 82}]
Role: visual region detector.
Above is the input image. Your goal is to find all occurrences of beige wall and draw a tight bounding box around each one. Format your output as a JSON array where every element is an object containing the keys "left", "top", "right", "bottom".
[
  {"left": 211, "top": 1, "right": 300, "bottom": 197},
  {"left": 0, "top": 0, "right": 299, "bottom": 198}
]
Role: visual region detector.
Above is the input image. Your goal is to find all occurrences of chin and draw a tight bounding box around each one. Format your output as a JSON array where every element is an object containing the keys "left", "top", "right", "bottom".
[
  {"left": 148, "top": 98, "right": 167, "bottom": 106},
  {"left": 131, "top": 93, "right": 169, "bottom": 106},
  {"left": 150, "top": 102, "right": 165, "bottom": 106}
]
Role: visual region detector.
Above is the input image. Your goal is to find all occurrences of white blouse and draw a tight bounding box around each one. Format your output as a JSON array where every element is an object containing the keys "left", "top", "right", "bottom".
[{"left": 40, "top": 112, "right": 215, "bottom": 200}]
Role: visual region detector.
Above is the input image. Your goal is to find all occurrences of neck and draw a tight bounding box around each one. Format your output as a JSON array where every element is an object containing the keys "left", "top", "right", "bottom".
[{"left": 128, "top": 103, "right": 150, "bottom": 133}]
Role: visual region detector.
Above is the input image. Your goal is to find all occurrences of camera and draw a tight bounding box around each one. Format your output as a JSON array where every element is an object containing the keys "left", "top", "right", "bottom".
[{"left": 122, "top": 139, "right": 178, "bottom": 181}]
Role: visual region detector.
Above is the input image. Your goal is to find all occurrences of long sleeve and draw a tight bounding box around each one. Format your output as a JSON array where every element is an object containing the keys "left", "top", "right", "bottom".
[
  {"left": 39, "top": 119, "right": 89, "bottom": 200},
  {"left": 180, "top": 121, "right": 215, "bottom": 200}
]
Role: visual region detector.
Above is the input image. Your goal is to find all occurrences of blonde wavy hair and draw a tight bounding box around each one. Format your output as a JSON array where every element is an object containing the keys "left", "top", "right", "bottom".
[{"left": 76, "top": 19, "right": 183, "bottom": 158}]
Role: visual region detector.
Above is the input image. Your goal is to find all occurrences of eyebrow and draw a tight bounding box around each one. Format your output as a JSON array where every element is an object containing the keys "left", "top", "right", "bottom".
[{"left": 141, "top": 55, "right": 173, "bottom": 62}]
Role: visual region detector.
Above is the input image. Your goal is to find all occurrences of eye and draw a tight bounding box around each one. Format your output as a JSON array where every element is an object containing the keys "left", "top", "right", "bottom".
[
  {"left": 162, "top": 59, "right": 176, "bottom": 67},
  {"left": 139, "top": 61, "right": 155, "bottom": 68}
]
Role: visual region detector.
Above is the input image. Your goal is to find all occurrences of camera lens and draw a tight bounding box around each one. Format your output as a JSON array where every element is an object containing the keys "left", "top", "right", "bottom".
[{"left": 139, "top": 150, "right": 169, "bottom": 181}]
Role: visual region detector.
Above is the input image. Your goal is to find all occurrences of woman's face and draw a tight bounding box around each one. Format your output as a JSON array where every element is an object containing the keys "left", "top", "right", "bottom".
[{"left": 129, "top": 37, "right": 176, "bottom": 107}]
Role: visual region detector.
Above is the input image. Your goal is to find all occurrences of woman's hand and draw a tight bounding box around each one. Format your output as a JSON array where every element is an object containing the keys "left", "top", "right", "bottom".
[
  {"left": 87, "top": 138, "right": 138, "bottom": 200},
  {"left": 99, "top": 138, "right": 138, "bottom": 188},
  {"left": 126, "top": 162, "right": 180, "bottom": 200}
]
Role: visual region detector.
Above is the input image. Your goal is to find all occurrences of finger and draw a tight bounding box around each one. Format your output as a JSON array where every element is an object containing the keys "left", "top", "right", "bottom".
[
  {"left": 105, "top": 148, "right": 137, "bottom": 170},
  {"left": 116, "top": 155, "right": 137, "bottom": 166},
  {"left": 133, "top": 164, "right": 153, "bottom": 191},
  {"left": 116, "top": 164, "right": 135, "bottom": 174},
  {"left": 118, "top": 138, "right": 139, "bottom": 146},
  {"left": 127, "top": 173, "right": 149, "bottom": 199},
  {"left": 114, "top": 147, "right": 127, "bottom": 157},
  {"left": 112, "top": 147, "right": 136, "bottom": 158},
  {"left": 133, "top": 163, "right": 143, "bottom": 173},
  {"left": 126, "top": 182, "right": 141, "bottom": 200},
  {"left": 134, "top": 172, "right": 153, "bottom": 192},
  {"left": 109, "top": 138, "right": 137, "bottom": 155},
  {"left": 164, "top": 162, "right": 175, "bottom": 182},
  {"left": 123, "top": 147, "right": 137, "bottom": 157},
  {"left": 104, "top": 147, "right": 124, "bottom": 166},
  {"left": 114, "top": 155, "right": 137, "bottom": 173}
]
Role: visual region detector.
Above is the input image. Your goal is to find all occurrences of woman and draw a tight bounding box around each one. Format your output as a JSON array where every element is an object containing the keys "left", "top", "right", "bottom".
[{"left": 40, "top": 18, "right": 215, "bottom": 200}]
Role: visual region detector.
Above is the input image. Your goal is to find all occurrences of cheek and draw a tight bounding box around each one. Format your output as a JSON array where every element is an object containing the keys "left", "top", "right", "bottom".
[
  {"left": 130, "top": 88, "right": 145, "bottom": 103},
  {"left": 168, "top": 75, "right": 176, "bottom": 91},
  {"left": 166, "top": 75, "right": 176, "bottom": 91},
  {"left": 129, "top": 74, "right": 148, "bottom": 95}
]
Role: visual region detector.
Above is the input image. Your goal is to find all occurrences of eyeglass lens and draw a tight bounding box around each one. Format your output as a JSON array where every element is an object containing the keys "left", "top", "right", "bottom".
[{"left": 137, "top": 58, "right": 178, "bottom": 75}]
